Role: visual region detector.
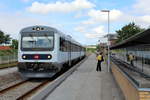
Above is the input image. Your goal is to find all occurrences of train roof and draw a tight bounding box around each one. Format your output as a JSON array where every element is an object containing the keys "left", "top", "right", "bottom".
[
  {"left": 20, "top": 25, "right": 84, "bottom": 47},
  {"left": 20, "top": 25, "right": 59, "bottom": 33},
  {"left": 110, "top": 28, "right": 150, "bottom": 49}
]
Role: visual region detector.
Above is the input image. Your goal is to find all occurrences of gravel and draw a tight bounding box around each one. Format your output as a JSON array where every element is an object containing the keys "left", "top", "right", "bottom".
[
  {"left": 0, "top": 81, "right": 42, "bottom": 100},
  {"left": 0, "top": 71, "right": 23, "bottom": 91}
]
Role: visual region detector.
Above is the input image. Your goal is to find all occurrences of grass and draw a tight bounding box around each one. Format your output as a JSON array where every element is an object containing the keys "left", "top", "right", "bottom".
[
  {"left": 0, "top": 49, "right": 17, "bottom": 56},
  {"left": 0, "top": 62, "right": 17, "bottom": 69},
  {"left": 0, "top": 49, "right": 17, "bottom": 69}
]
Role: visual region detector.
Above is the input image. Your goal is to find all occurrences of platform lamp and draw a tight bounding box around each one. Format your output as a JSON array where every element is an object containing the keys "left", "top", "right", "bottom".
[{"left": 101, "top": 9, "right": 110, "bottom": 72}]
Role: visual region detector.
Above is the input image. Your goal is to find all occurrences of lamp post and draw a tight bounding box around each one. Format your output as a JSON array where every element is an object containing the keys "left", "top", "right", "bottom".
[{"left": 101, "top": 10, "right": 110, "bottom": 72}]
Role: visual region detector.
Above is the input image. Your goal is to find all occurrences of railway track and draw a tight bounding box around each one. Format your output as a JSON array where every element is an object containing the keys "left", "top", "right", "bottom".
[
  {"left": 111, "top": 57, "right": 150, "bottom": 86},
  {"left": 0, "top": 56, "right": 87, "bottom": 100},
  {"left": 0, "top": 79, "right": 50, "bottom": 100},
  {"left": 111, "top": 57, "right": 150, "bottom": 78}
]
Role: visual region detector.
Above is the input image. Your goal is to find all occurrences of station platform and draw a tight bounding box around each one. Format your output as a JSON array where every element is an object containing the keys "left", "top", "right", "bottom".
[
  {"left": 111, "top": 58, "right": 150, "bottom": 100},
  {"left": 45, "top": 54, "right": 124, "bottom": 100}
]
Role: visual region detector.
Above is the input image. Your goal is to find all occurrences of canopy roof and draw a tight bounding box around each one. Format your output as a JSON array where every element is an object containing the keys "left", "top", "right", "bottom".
[{"left": 110, "top": 28, "right": 150, "bottom": 49}]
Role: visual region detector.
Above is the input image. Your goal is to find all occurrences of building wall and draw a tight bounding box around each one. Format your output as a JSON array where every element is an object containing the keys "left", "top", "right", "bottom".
[{"left": 111, "top": 61, "right": 150, "bottom": 100}]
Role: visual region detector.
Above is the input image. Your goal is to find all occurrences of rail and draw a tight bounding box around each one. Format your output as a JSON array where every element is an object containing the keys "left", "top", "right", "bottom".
[
  {"left": 111, "top": 56, "right": 150, "bottom": 78},
  {"left": 0, "top": 79, "right": 50, "bottom": 100},
  {"left": 0, "top": 55, "right": 87, "bottom": 100},
  {"left": 111, "top": 56, "right": 150, "bottom": 88}
]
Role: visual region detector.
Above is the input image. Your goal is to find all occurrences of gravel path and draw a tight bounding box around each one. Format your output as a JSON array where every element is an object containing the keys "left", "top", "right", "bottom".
[
  {"left": 0, "top": 71, "right": 24, "bottom": 92},
  {"left": 0, "top": 67, "right": 17, "bottom": 76},
  {"left": 0, "top": 81, "right": 42, "bottom": 100}
]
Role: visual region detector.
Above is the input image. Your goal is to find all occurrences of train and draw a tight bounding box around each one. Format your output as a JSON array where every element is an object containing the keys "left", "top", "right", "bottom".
[{"left": 18, "top": 26, "right": 86, "bottom": 78}]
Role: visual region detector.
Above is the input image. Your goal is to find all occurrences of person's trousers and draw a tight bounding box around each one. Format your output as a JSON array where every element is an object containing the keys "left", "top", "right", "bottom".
[
  {"left": 96, "top": 61, "right": 101, "bottom": 71},
  {"left": 130, "top": 60, "right": 134, "bottom": 66}
]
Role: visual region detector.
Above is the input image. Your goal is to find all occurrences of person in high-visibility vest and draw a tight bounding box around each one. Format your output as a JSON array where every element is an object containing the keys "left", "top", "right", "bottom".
[
  {"left": 96, "top": 52, "right": 104, "bottom": 71},
  {"left": 129, "top": 53, "right": 135, "bottom": 66}
]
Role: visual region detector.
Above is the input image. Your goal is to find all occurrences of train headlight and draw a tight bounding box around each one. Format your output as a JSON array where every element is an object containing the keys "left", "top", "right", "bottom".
[
  {"left": 48, "top": 55, "right": 51, "bottom": 59},
  {"left": 22, "top": 55, "right": 26, "bottom": 59},
  {"left": 36, "top": 27, "right": 40, "bottom": 31}
]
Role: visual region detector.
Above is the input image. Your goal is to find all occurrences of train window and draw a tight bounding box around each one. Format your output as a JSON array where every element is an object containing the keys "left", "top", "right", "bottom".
[
  {"left": 69, "top": 43, "right": 82, "bottom": 52},
  {"left": 67, "top": 41, "right": 71, "bottom": 52},
  {"left": 22, "top": 35, "right": 54, "bottom": 51},
  {"left": 64, "top": 40, "right": 68, "bottom": 52},
  {"left": 60, "top": 37, "right": 70, "bottom": 52},
  {"left": 72, "top": 44, "right": 74, "bottom": 52},
  {"left": 72, "top": 43, "right": 76, "bottom": 52},
  {"left": 60, "top": 37, "right": 65, "bottom": 51}
]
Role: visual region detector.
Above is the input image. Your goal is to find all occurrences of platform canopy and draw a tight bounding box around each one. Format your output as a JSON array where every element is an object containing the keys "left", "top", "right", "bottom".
[{"left": 110, "top": 28, "right": 150, "bottom": 49}]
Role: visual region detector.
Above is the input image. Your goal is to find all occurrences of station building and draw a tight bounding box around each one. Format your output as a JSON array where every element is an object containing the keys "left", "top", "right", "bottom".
[{"left": 110, "top": 28, "right": 150, "bottom": 100}]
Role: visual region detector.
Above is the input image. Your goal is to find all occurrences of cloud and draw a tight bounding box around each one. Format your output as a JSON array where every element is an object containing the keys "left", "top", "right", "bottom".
[
  {"left": 133, "top": 0, "right": 150, "bottom": 14},
  {"left": 27, "top": 0, "right": 95, "bottom": 14},
  {"left": 136, "top": 15, "right": 150, "bottom": 23},
  {"left": 85, "top": 33, "right": 101, "bottom": 38},
  {"left": 81, "top": 20, "right": 95, "bottom": 25},
  {"left": 74, "top": 26, "right": 86, "bottom": 33},
  {"left": 82, "top": 9, "right": 122, "bottom": 25},
  {"left": 92, "top": 26, "right": 105, "bottom": 34},
  {"left": 85, "top": 26, "right": 106, "bottom": 38},
  {"left": 0, "top": 13, "right": 52, "bottom": 39},
  {"left": 118, "top": 14, "right": 150, "bottom": 27},
  {"left": 75, "top": 25, "right": 106, "bottom": 38}
]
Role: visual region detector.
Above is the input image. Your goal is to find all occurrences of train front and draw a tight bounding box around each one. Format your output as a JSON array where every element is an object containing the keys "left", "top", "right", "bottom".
[{"left": 18, "top": 26, "right": 58, "bottom": 78}]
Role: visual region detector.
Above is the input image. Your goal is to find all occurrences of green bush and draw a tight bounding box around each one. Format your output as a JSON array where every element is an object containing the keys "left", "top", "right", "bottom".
[{"left": 0, "top": 49, "right": 17, "bottom": 56}]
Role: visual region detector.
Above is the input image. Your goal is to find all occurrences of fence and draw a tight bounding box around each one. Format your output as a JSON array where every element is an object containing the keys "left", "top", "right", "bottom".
[{"left": 0, "top": 54, "right": 17, "bottom": 64}]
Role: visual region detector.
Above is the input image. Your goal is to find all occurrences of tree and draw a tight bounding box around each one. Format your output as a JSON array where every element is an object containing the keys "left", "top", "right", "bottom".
[
  {"left": 0, "top": 30, "right": 5, "bottom": 44},
  {"left": 11, "top": 39, "right": 18, "bottom": 49},
  {"left": 96, "top": 45, "right": 100, "bottom": 52},
  {"left": 0, "top": 30, "right": 11, "bottom": 44},
  {"left": 116, "top": 22, "right": 145, "bottom": 43},
  {"left": 4, "top": 34, "right": 11, "bottom": 44}
]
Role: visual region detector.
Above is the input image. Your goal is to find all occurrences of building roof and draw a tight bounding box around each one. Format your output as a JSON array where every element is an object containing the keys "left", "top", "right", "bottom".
[
  {"left": 0, "top": 46, "right": 11, "bottom": 50},
  {"left": 110, "top": 28, "right": 150, "bottom": 49},
  {"left": 104, "top": 34, "right": 117, "bottom": 40}
]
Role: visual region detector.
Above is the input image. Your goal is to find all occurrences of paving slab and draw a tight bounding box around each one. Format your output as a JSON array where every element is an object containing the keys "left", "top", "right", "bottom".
[{"left": 45, "top": 54, "right": 124, "bottom": 100}]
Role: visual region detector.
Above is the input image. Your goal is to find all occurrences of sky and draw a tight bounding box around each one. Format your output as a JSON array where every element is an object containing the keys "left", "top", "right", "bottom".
[{"left": 0, "top": 0, "right": 150, "bottom": 45}]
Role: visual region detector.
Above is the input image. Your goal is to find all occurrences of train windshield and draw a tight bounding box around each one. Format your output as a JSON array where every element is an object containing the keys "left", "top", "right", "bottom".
[{"left": 21, "top": 34, "right": 54, "bottom": 51}]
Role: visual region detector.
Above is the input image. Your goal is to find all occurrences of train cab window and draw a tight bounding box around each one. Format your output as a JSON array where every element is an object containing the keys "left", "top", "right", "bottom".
[{"left": 21, "top": 34, "right": 54, "bottom": 51}]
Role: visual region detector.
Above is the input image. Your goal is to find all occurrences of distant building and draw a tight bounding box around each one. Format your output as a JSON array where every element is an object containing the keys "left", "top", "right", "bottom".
[
  {"left": 85, "top": 45, "right": 97, "bottom": 49},
  {"left": 99, "top": 43, "right": 107, "bottom": 47},
  {"left": 0, "top": 40, "right": 12, "bottom": 50},
  {"left": 104, "top": 34, "right": 117, "bottom": 46},
  {"left": 0, "top": 46, "right": 11, "bottom": 50},
  {"left": 85, "top": 45, "right": 97, "bottom": 52}
]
